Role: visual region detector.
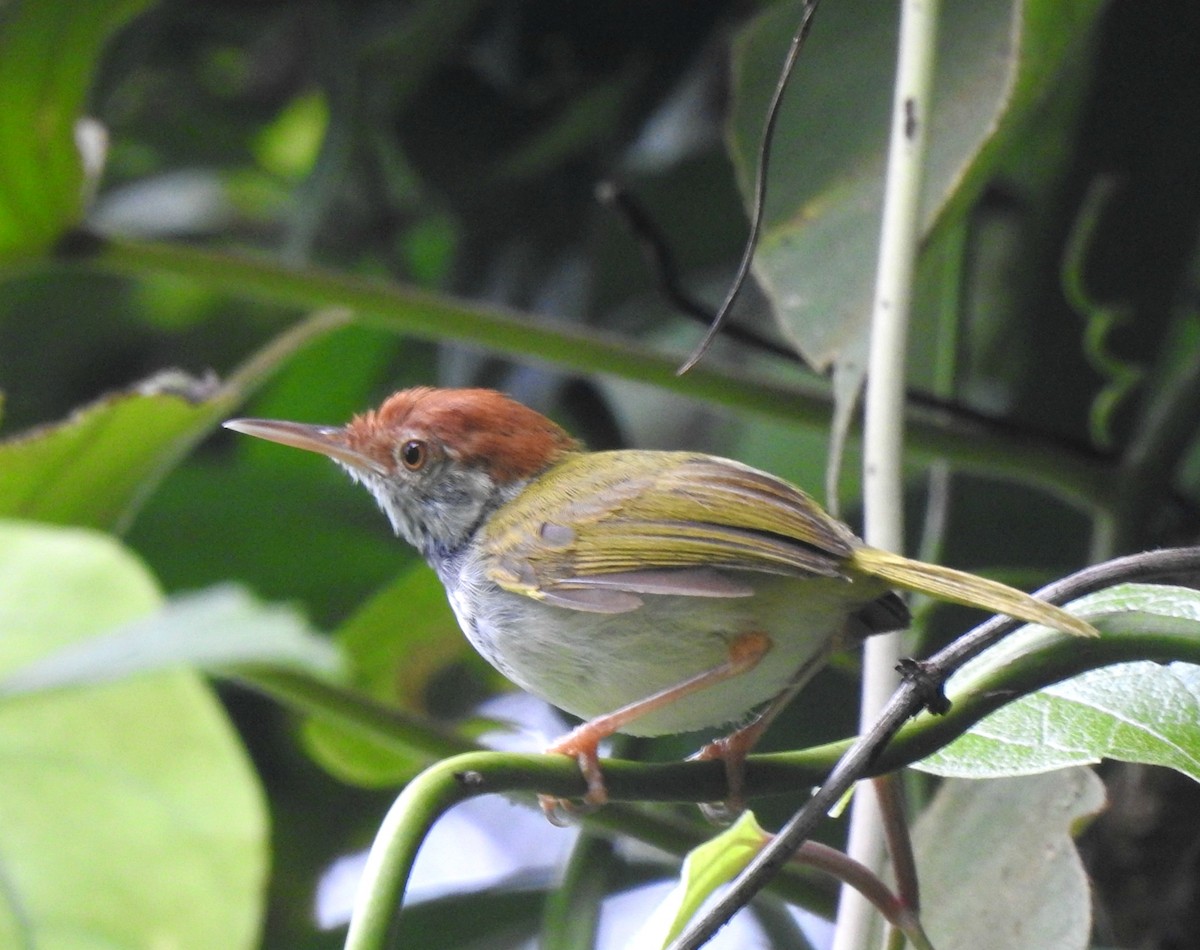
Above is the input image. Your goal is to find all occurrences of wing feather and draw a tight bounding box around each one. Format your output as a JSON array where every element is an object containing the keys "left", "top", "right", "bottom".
[{"left": 481, "top": 451, "right": 860, "bottom": 606}]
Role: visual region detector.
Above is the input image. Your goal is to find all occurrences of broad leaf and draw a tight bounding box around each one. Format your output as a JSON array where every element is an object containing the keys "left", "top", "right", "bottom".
[
  {"left": 910, "top": 768, "right": 1103, "bottom": 949},
  {"left": 0, "top": 371, "right": 225, "bottom": 531},
  {"left": 917, "top": 584, "right": 1200, "bottom": 781},
  {"left": 0, "top": 583, "right": 342, "bottom": 699},
  {"left": 727, "top": 0, "right": 1105, "bottom": 426},
  {"left": 0, "top": 519, "right": 267, "bottom": 948},
  {"left": 0, "top": 312, "right": 349, "bottom": 533},
  {"left": 920, "top": 660, "right": 1200, "bottom": 781}
]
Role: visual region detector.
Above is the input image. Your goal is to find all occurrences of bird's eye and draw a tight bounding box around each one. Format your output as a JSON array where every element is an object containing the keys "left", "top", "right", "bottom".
[{"left": 399, "top": 439, "right": 427, "bottom": 471}]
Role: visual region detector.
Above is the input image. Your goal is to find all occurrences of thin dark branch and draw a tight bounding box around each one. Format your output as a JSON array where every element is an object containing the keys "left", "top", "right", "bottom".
[
  {"left": 677, "top": 0, "right": 822, "bottom": 375},
  {"left": 670, "top": 546, "right": 1200, "bottom": 949},
  {"left": 596, "top": 180, "right": 800, "bottom": 361},
  {"left": 600, "top": 170, "right": 1120, "bottom": 490}
]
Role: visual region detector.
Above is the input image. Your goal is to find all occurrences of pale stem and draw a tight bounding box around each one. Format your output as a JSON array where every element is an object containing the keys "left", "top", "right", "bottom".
[{"left": 837, "top": 1, "right": 940, "bottom": 948}]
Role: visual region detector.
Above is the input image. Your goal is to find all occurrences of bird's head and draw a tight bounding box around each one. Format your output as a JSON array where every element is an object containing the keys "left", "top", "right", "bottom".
[{"left": 224, "top": 387, "right": 579, "bottom": 557}]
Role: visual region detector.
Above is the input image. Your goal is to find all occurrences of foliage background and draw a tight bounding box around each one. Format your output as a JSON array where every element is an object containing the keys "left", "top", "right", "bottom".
[{"left": 2, "top": 0, "right": 1200, "bottom": 947}]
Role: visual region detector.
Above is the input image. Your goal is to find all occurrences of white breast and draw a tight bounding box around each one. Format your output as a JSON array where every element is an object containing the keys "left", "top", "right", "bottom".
[{"left": 446, "top": 568, "right": 855, "bottom": 737}]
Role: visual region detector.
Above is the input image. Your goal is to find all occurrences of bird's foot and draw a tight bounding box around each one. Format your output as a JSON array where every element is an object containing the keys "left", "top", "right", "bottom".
[
  {"left": 539, "top": 725, "right": 609, "bottom": 824},
  {"left": 690, "top": 731, "right": 754, "bottom": 823}
]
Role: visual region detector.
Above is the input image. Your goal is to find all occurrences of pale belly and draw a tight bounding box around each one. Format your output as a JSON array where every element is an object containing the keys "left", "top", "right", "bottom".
[{"left": 447, "top": 573, "right": 875, "bottom": 737}]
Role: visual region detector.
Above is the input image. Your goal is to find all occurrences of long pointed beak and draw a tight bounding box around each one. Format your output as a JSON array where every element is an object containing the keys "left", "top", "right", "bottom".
[{"left": 223, "top": 418, "right": 390, "bottom": 475}]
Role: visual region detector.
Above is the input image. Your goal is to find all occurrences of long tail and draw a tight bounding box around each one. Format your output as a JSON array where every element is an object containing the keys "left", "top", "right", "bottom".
[{"left": 851, "top": 546, "right": 1099, "bottom": 638}]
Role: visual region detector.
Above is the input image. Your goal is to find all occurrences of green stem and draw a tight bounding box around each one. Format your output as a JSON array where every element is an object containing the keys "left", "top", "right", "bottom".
[
  {"left": 78, "top": 235, "right": 1114, "bottom": 513},
  {"left": 267, "top": 597, "right": 1200, "bottom": 949},
  {"left": 87, "top": 235, "right": 831, "bottom": 423},
  {"left": 238, "top": 598, "right": 1200, "bottom": 812},
  {"left": 342, "top": 756, "right": 476, "bottom": 950},
  {"left": 341, "top": 752, "right": 835, "bottom": 950},
  {"left": 540, "top": 831, "right": 617, "bottom": 950}
]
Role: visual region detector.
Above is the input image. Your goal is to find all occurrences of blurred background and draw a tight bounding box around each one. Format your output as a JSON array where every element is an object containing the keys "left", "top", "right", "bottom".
[{"left": 2, "top": 0, "right": 1200, "bottom": 946}]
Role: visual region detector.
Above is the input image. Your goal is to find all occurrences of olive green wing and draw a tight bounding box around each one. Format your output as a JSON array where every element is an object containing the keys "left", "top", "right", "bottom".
[{"left": 481, "top": 451, "right": 862, "bottom": 613}]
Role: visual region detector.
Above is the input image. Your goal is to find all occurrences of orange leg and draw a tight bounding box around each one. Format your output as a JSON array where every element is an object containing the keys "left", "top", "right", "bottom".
[
  {"left": 540, "top": 631, "right": 773, "bottom": 821},
  {"left": 693, "top": 646, "right": 830, "bottom": 816}
]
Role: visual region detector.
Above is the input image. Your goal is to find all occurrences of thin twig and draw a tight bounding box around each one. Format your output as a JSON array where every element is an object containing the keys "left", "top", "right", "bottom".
[
  {"left": 677, "top": 0, "right": 821, "bottom": 374},
  {"left": 596, "top": 180, "right": 799, "bottom": 361}
]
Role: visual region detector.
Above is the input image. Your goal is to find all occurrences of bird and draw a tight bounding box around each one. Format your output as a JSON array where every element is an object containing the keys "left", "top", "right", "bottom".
[{"left": 224, "top": 386, "right": 1097, "bottom": 813}]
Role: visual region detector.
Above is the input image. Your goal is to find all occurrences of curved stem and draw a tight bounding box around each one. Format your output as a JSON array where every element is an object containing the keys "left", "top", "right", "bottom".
[
  {"left": 341, "top": 752, "right": 837, "bottom": 950},
  {"left": 337, "top": 599, "right": 1200, "bottom": 950},
  {"left": 342, "top": 757, "right": 481, "bottom": 950}
]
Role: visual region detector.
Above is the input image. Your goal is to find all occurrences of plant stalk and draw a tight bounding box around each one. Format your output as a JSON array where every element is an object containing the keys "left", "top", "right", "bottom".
[{"left": 839, "top": 1, "right": 940, "bottom": 946}]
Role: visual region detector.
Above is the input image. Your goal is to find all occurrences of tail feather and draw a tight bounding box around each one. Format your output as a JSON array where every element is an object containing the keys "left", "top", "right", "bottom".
[{"left": 851, "top": 547, "right": 1098, "bottom": 639}]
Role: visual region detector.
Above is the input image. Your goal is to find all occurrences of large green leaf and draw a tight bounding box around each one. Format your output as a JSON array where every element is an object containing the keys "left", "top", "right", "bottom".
[
  {"left": 916, "top": 584, "right": 1200, "bottom": 782},
  {"left": 0, "top": 583, "right": 341, "bottom": 699},
  {"left": 0, "top": 0, "right": 153, "bottom": 262},
  {"left": 727, "top": 0, "right": 1106, "bottom": 374},
  {"left": 909, "top": 768, "right": 1103, "bottom": 949},
  {"left": 0, "top": 519, "right": 267, "bottom": 948},
  {"left": 921, "top": 659, "right": 1200, "bottom": 780}
]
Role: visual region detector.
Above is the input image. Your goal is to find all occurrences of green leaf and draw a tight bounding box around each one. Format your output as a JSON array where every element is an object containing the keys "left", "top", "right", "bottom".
[
  {"left": 0, "top": 370, "right": 224, "bottom": 531},
  {"left": 0, "top": 0, "right": 153, "bottom": 262},
  {"left": 921, "top": 660, "right": 1200, "bottom": 781},
  {"left": 916, "top": 584, "right": 1200, "bottom": 782},
  {"left": 302, "top": 564, "right": 471, "bottom": 786},
  {"left": 0, "top": 311, "right": 350, "bottom": 533},
  {"left": 0, "top": 583, "right": 342, "bottom": 699},
  {"left": 910, "top": 769, "right": 1102, "bottom": 949},
  {"left": 727, "top": 0, "right": 1105, "bottom": 373},
  {"left": 0, "top": 519, "right": 267, "bottom": 948},
  {"left": 254, "top": 91, "right": 330, "bottom": 181},
  {"left": 630, "top": 810, "right": 766, "bottom": 949}
]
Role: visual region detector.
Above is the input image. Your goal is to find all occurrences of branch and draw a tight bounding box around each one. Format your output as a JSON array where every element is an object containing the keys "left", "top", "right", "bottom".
[{"left": 669, "top": 546, "right": 1200, "bottom": 948}]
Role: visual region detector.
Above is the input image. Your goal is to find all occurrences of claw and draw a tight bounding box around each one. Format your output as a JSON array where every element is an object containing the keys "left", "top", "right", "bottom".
[
  {"left": 537, "top": 792, "right": 597, "bottom": 826},
  {"left": 691, "top": 732, "right": 753, "bottom": 820},
  {"left": 540, "top": 727, "right": 610, "bottom": 822}
]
